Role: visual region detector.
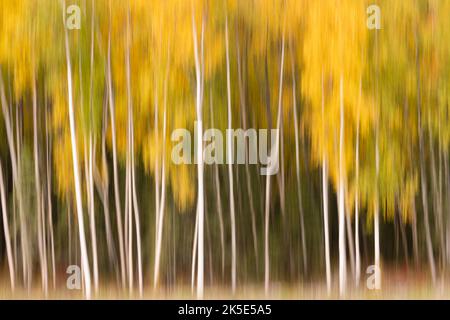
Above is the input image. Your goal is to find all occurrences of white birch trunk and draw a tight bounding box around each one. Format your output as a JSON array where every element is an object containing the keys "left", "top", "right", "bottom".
[
  {"left": 321, "top": 72, "right": 331, "bottom": 294},
  {"left": 192, "top": 11, "right": 205, "bottom": 299},
  {"left": 225, "top": 18, "right": 237, "bottom": 293},
  {"left": 0, "top": 160, "right": 15, "bottom": 290},
  {"left": 107, "top": 26, "right": 126, "bottom": 289},
  {"left": 64, "top": 24, "right": 92, "bottom": 300},
  {"left": 338, "top": 75, "right": 347, "bottom": 296}
]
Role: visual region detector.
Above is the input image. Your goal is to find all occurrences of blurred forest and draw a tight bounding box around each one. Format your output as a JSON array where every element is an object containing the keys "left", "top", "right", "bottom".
[{"left": 1, "top": 0, "right": 450, "bottom": 299}]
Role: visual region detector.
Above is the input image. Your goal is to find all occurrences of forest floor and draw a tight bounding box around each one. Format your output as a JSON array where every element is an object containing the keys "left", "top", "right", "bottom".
[
  {"left": 1, "top": 281, "right": 449, "bottom": 299},
  {"left": 1, "top": 267, "right": 448, "bottom": 299}
]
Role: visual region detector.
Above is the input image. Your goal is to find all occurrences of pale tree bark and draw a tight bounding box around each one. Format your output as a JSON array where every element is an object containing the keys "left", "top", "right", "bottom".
[
  {"left": 321, "top": 71, "right": 331, "bottom": 294},
  {"left": 95, "top": 91, "right": 117, "bottom": 274},
  {"left": 86, "top": 137, "right": 99, "bottom": 293},
  {"left": 64, "top": 19, "right": 92, "bottom": 299},
  {"left": 32, "top": 73, "right": 48, "bottom": 296},
  {"left": 404, "top": 97, "right": 420, "bottom": 267},
  {"left": 0, "top": 160, "right": 15, "bottom": 290},
  {"left": 154, "top": 46, "right": 170, "bottom": 289},
  {"left": 416, "top": 38, "right": 436, "bottom": 282},
  {"left": 107, "top": 15, "right": 126, "bottom": 288},
  {"left": 374, "top": 30, "right": 381, "bottom": 289},
  {"left": 131, "top": 112, "right": 143, "bottom": 296},
  {"left": 428, "top": 116, "right": 445, "bottom": 268},
  {"left": 209, "top": 89, "right": 225, "bottom": 278},
  {"left": 290, "top": 44, "right": 307, "bottom": 275},
  {"left": 338, "top": 75, "right": 347, "bottom": 296},
  {"left": 236, "top": 34, "right": 259, "bottom": 274},
  {"left": 445, "top": 152, "right": 450, "bottom": 266},
  {"left": 192, "top": 11, "right": 205, "bottom": 299},
  {"left": 417, "top": 29, "right": 438, "bottom": 280},
  {"left": 45, "top": 99, "right": 56, "bottom": 289},
  {"left": 153, "top": 78, "right": 161, "bottom": 288},
  {"left": 87, "top": 2, "right": 99, "bottom": 293},
  {"left": 374, "top": 132, "right": 381, "bottom": 282},
  {"left": 265, "top": 32, "right": 285, "bottom": 294},
  {"left": 125, "top": 113, "right": 133, "bottom": 292},
  {"left": 225, "top": 17, "right": 237, "bottom": 294},
  {"left": 346, "top": 209, "right": 355, "bottom": 278},
  {"left": 0, "top": 71, "right": 31, "bottom": 290},
  {"left": 355, "top": 82, "right": 361, "bottom": 287},
  {"left": 125, "top": 9, "right": 143, "bottom": 295},
  {"left": 191, "top": 209, "right": 199, "bottom": 292}
]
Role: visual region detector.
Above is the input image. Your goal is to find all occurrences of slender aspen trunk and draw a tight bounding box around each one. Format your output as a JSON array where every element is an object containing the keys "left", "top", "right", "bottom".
[
  {"left": 45, "top": 102, "right": 56, "bottom": 289},
  {"left": 153, "top": 100, "right": 167, "bottom": 288},
  {"left": 125, "top": 135, "right": 133, "bottom": 292},
  {"left": 88, "top": 137, "right": 99, "bottom": 292},
  {"left": 64, "top": 21, "right": 92, "bottom": 299},
  {"left": 0, "top": 160, "right": 15, "bottom": 290},
  {"left": 192, "top": 11, "right": 205, "bottom": 299},
  {"left": 32, "top": 74, "right": 48, "bottom": 296},
  {"left": 321, "top": 72, "right": 331, "bottom": 294},
  {"left": 338, "top": 75, "right": 347, "bottom": 296},
  {"left": 374, "top": 161, "right": 380, "bottom": 273},
  {"left": 265, "top": 32, "right": 285, "bottom": 294},
  {"left": 416, "top": 34, "right": 436, "bottom": 283},
  {"left": 290, "top": 49, "right": 307, "bottom": 274},
  {"left": 191, "top": 209, "right": 198, "bottom": 292},
  {"left": 99, "top": 93, "right": 117, "bottom": 272},
  {"left": 225, "top": 18, "right": 237, "bottom": 294},
  {"left": 154, "top": 46, "right": 170, "bottom": 289},
  {"left": 428, "top": 119, "right": 445, "bottom": 268},
  {"left": 0, "top": 71, "right": 30, "bottom": 289},
  {"left": 131, "top": 120, "right": 143, "bottom": 296},
  {"left": 125, "top": 10, "right": 143, "bottom": 295},
  {"left": 445, "top": 152, "right": 450, "bottom": 265},
  {"left": 153, "top": 82, "right": 161, "bottom": 286},
  {"left": 236, "top": 36, "right": 259, "bottom": 274},
  {"left": 209, "top": 90, "right": 225, "bottom": 278},
  {"left": 398, "top": 209, "right": 409, "bottom": 265},
  {"left": 346, "top": 208, "right": 355, "bottom": 278},
  {"left": 87, "top": 3, "right": 99, "bottom": 293},
  {"left": 107, "top": 19, "right": 126, "bottom": 288},
  {"left": 355, "top": 98, "right": 361, "bottom": 287}
]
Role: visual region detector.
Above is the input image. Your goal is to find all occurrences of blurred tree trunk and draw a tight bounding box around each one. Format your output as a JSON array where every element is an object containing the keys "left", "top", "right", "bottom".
[
  {"left": 290, "top": 48, "right": 307, "bottom": 275},
  {"left": 0, "top": 160, "right": 15, "bottom": 290},
  {"left": 192, "top": 11, "right": 205, "bottom": 299},
  {"left": 321, "top": 72, "right": 331, "bottom": 294},
  {"left": 338, "top": 75, "right": 347, "bottom": 296},
  {"left": 107, "top": 26, "right": 126, "bottom": 288},
  {"left": 225, "top": 17, "right": 237, "bottom": 293},
  {"left": 64, "top": 22, "right": 92, "bottom": 299}
]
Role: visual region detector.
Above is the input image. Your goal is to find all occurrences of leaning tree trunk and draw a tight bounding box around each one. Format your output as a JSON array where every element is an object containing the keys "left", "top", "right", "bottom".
[
  {"left": 225, "top": 17, "right": 237, "bottom": 293},
  {"left": 0, "top": 160, "right": 15, "bottom": 290},
  {"left": 209, "top": 89, "right": 225, "bottom": 278},
  {"left": 321, "top": 71, "right": 331, "bottom": 294},
  {"left": 154, "top": 47, "right": 170, "bottom": 289},
  {"left": 265, "top": 32, "right": 285, "bottom": 294},
  {"left": 64, "top": 23, "right": 92, "bottom": 300},
  {"left": 192, "top": 11, "right": 205, "bottom": 299},
  {"left": 125, "top": 10, "right": 143, "bottom": 296},
  {"left": 236, "top": 35, "right": 259, "bottom": 275},
  {"left": 338, "top": 74, "right": 347, "bottom": 296},
  {"left": 45, "top": 101, "right": 56, "bottom": 289},
  {"left": 32, "top": 74, "right": 48, "bottom": 296},
  {"left": 107, "top": 24, "right": 126, "bottom": 289},
  {"left": 290, "top": 47, "right": 307, "bottom": 275},
  {"left": 415, "top": 34, "right": 436, "bottom": 283},
  {"left": 87, "top": 4, "right": 99, "bottom": 293},
  {"left": 0, "top": 71, "right": 30, "bottom": 290},
  {"left": 355, "top": 84, "right": 361, "bottom": 287}
]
